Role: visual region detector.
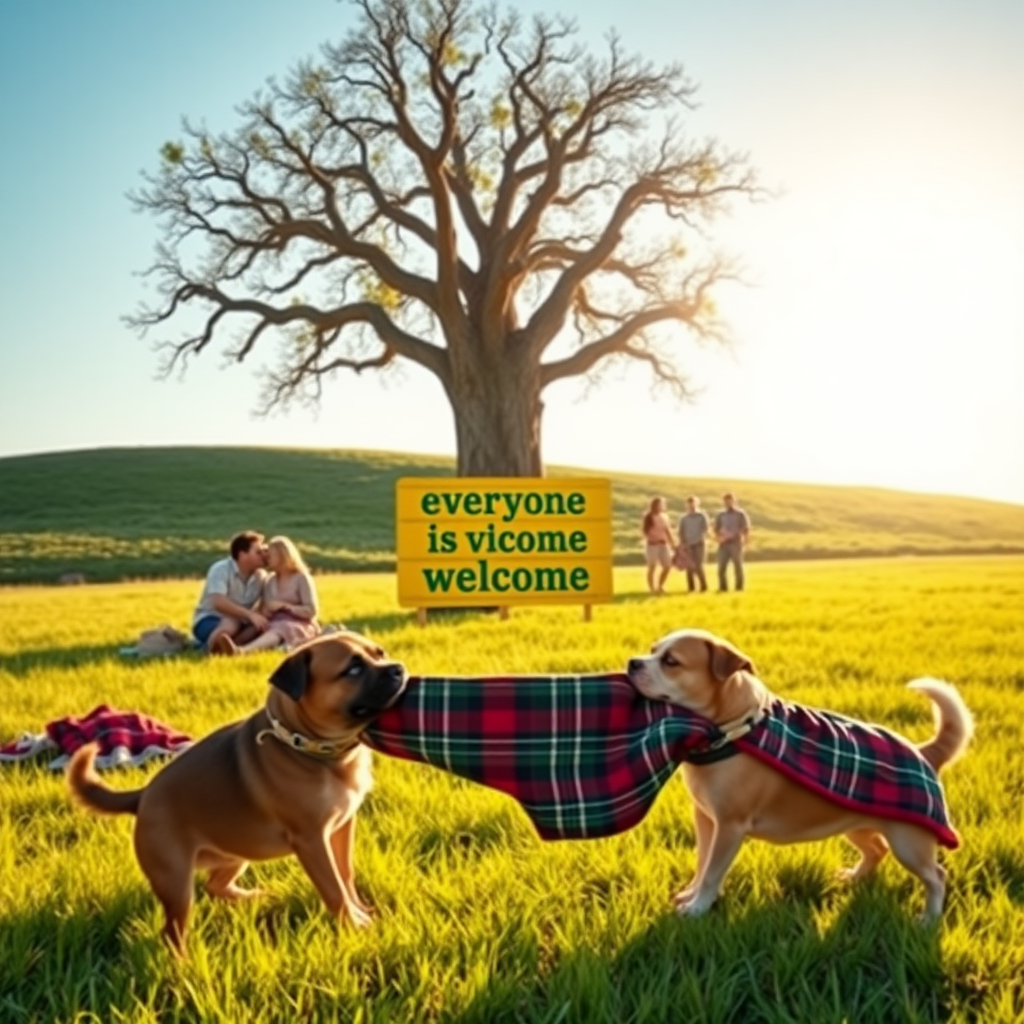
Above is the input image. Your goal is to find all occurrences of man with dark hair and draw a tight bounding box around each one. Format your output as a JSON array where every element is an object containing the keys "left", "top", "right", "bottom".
[
  {"left": 714, "top": 493, "right": 751, "bottom": 592},
  {"left": 191, "top": 531, "right": 269, "bottom": 652}
]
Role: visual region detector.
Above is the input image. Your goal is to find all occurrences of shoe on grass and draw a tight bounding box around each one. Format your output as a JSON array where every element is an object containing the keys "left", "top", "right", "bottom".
[{"left": 210, "top": 634, "right": 239, "bottom": 656}]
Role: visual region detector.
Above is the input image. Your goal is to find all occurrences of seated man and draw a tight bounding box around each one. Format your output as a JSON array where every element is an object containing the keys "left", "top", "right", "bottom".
[{"left": 191, "top": 531, "right": 269, "bottom": 653}]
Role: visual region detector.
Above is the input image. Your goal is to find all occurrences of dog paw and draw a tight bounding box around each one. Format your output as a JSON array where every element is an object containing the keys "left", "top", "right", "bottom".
[
  {"left": 836, "top": 864, "right": 875, "bottom": 884},
  {"left": 206, "top": 883, "right": 267, "bottom": 901},
  {"left": 343, "top": 885, "right": 375, "bottom": 916},
  {"left": 672, "top": 880, "right": 700, "bottom": 906},
  {"left": 345, "top": 904, "right": 374, "bottom": 929},
  {"left": 230, "top": 885, "right": 267, "bottom": 901},
  {"left": 676, "top": 893, "right": 716, "bottom": 916}
]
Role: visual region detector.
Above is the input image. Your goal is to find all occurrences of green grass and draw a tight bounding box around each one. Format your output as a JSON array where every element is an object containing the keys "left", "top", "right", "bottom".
[
  {"left": 1, "top": 446, "right": 1021, "bottom": 583},
  {"left": 1, "top": 556, "right": 1023, "bottom": 1023}
]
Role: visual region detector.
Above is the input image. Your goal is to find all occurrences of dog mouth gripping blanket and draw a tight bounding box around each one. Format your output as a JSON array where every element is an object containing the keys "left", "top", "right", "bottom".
[{"left": 362, "top": 674, "right": 959, "bottom": 847}]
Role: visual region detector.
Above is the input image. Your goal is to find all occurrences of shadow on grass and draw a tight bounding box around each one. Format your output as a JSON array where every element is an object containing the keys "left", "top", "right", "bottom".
[
  {"left": 0, "top": 872, "right": 975, "bottom": 1024},
  {"left": 346, "top": 607, "right": 512, "bottom": 634},
  {"left": 0, "top": 890, "right": 165, "bottom": 1021},
  {"left": 443, "top": 886, "right": 950, "bottom": 1024},
  {"left": 0, "top": 644, "right": 205, "bottom": 679},
  {"left": 348, "top": 591, "right": 686, "bottom": 634},
  {"left": 0, "top": 591, "right": 693, "bottom": 677}
]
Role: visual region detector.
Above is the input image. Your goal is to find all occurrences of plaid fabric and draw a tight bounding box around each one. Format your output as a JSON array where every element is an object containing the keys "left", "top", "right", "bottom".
[
  {"left": 364, "top": 674, "right": 718, "bottom": 839},
  {"left": 0, "top": 704, "right": 193, "bottom": 771},
  {"left": 365, "top": 676, "right": 959, "bottom": 848},
  {"left": 735, "top": 698, "right": 959, "bottom": 849}
]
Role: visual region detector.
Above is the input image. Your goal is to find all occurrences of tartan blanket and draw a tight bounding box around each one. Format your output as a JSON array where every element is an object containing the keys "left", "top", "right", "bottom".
[
  {"left": 364, "top": 674, "right": 717, "bottom": 839},
  {"left": 733, "top": 697, "right": 959, "bottom": 849},
  {"left": 364, "top": 675, "right": 959, "bottom": 847},
  {"left": 0, "top": 704, "right": 193, "bottom": 771}
]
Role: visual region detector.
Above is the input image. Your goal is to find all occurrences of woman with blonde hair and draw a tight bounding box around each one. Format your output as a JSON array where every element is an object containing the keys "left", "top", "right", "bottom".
[
  {"left": 641, "top": 496, "right": 675, "bottom": 595},
  {"left": 211, "top": 535, "right": 320, "bottom": 655}
]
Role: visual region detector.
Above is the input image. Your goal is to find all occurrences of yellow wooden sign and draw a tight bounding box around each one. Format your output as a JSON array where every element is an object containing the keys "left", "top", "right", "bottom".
[{"left": 396, "top": 477, "right": 614, "bottom": 608}]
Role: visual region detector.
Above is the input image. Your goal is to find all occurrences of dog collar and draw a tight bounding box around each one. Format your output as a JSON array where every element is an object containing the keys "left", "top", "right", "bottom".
[
  {"left": 685, "top": 706, "right": 767, "bottom": 765},
  {"left": 256, "top": 711, "right": 359, "bottom": 761}
]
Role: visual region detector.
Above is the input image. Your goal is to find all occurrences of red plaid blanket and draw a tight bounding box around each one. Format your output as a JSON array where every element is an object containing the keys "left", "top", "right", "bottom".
[
  {"left": 364, "top": 676, "right": 959, "bottom": 847},
  {"left": 364, "top": 674, "right": 717, "bottom": 839},
  {"left": 0, "top": 705, "right": 193, "bottom": 770}
]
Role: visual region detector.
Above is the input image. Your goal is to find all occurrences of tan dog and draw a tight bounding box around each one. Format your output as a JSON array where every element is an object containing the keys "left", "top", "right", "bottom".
[
  {"left": 67, "top": 631, "right": 407, "bottom": 952},
  {"left": 627, "top": 628, "right": 973, "bottom": 921}
]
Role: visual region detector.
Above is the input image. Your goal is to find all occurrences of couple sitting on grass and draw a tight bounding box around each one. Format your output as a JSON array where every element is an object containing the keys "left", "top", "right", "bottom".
[{"left": 191, "top": 531, "right": 320, "bottom": 656}]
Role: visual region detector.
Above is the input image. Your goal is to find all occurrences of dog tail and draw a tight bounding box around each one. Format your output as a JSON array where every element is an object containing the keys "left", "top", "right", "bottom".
[
  {"left": 66, "top": 743, "right": 143, "bottom": 816},
  {"left": 909, "top": 678, "right": 974, "bottom": 772}
]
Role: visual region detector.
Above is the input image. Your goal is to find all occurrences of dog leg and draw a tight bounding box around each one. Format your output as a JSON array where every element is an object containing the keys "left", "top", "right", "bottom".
[
  {"left": 839, "top": 829, "right": 890, "bottom": 882},
  {"left": 886, "top": 826, "right": 946, "bottom": 922},
  {"left": 204, "top": 860, "right": 263, "bottom": 901},
  {"left": 674, "top": 806, "right": 715, "bottom": 908},
  {"left": 330, "top": 817, "right": 373, "bottom": 916},
  {"left": 677, "top": 819, "right": 746, "bottom": 916},
  {"left": 135, "top": 829, "right": 194, "bottom": 954},
  {"left": 291, "top": 836, "right": 372, "bottom": 929}
]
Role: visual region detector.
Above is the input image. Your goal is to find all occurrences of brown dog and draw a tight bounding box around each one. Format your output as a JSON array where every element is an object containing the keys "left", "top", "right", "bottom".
[
  {"left": 67, "top": 631, "right": 407, "bottom": 952},
  {"left": 627, "top": 628, "right": 973, "bottom": 921}
]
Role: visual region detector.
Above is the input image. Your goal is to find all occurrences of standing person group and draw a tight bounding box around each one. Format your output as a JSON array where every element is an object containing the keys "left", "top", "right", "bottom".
[
  {"left": 191, "top": 531, "right": 321, "bottom": 656},
  {"left": 639, "top": 492, "right": 752, "bottom": 595}
]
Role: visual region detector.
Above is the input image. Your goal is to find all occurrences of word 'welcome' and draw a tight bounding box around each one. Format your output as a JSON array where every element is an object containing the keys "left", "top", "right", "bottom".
[{"left": 422, "top": 561, "right": 591, "bottom": 595}]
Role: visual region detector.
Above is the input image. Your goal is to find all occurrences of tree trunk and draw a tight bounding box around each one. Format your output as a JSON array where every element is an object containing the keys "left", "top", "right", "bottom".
[{"left": 446, "top": 367, "right": 544, "bottom": 478}]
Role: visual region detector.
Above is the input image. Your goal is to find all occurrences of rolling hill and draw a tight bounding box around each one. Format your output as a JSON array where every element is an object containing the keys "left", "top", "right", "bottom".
[{"left": 1, "top": 446, "right": 1021, "bottom": 583}]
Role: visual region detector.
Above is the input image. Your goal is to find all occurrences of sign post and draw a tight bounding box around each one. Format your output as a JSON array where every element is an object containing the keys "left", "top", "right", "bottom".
[{"left": 396, "top": 477, "right": 614, "bottom": 622}]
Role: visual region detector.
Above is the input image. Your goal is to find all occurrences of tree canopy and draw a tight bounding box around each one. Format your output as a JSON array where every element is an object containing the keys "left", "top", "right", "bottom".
[{"left": 130, "top": 0, "right": 759, "bottom": 475}]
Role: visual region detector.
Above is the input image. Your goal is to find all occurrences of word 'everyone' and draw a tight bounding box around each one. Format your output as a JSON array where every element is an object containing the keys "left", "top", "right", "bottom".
[{"left": 420, "top": 490, "right": 587, "bottom": 523}]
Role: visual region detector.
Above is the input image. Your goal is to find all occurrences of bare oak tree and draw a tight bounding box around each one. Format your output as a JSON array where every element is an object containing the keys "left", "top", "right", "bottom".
[{"left": 130, "top": 0, "right": 759, "bottom": 476}]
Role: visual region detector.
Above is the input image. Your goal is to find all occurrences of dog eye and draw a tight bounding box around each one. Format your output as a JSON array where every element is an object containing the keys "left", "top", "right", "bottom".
[
  {"left": 661, "top": 652, "right": 679, "bottom": 667},
  {"left": 344, "top": 657, "right": 364, "bottom": 677}
]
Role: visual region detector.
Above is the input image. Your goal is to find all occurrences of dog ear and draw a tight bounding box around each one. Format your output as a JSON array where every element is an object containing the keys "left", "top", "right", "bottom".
[
  {"left": 709, "top": 639, "right": 754, "bottom": 681},
  {"left": 269, "top": 648, "right": 311, "bottom": 702}
]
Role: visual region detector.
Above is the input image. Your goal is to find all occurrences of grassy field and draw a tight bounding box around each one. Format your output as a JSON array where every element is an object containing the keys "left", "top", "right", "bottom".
[
  {"left": 1, "top": 446, "right": 1021, "bottom": 583},
  {"left": 1, "top": 556, "right": 1022, "bottom": 1023}
]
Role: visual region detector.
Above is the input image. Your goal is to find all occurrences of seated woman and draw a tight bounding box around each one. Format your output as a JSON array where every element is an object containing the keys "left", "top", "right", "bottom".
[{"left": 211, "top": 536, "right": 320, "bottom": 655}]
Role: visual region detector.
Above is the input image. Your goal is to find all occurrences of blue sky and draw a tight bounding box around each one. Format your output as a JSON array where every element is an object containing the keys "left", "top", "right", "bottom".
[{"left": 1, "top": 0, "right": 1022, "bottom": 505}]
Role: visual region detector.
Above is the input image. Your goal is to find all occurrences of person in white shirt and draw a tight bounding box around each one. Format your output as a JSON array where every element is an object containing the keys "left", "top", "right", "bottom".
[
  {"left": 212, "top": 535, "right": 320, "bottom": 655},
  {"left": 191, "top": 531, "right": 269, "bottom": 652}
]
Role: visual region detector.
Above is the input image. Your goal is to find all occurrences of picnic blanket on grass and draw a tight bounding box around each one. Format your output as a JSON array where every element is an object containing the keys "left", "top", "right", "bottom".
[
  {"left": 363, "top": 674, "right": 959, "bottom": 847},
  {"left": 0, "top": 704, "right": 193, "bottom": 770}
]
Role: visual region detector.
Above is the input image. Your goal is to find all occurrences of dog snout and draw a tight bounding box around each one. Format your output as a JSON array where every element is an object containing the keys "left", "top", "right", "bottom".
[
  {"left": 381, "top": 661, "right": 408, "bottom": 697},
  {"left": 352, "top": 662, "right": 408, "bottom": 719},
  {"left": 627, "top": 658, "right": 646, "bottom": 676}
]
